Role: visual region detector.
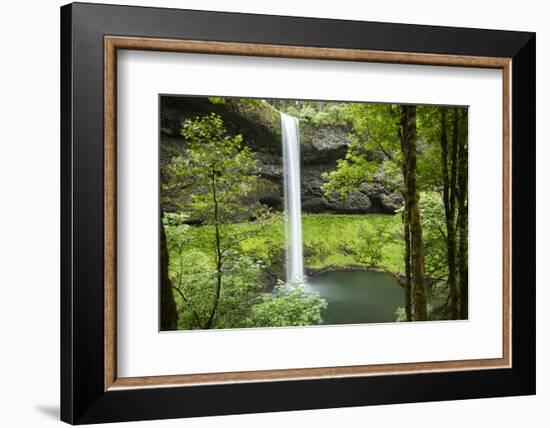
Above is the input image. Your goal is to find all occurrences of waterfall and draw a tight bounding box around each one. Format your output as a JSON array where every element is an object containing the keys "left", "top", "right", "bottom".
[{"left": 281, "top": 112, "right": 304, "bottom": 284}]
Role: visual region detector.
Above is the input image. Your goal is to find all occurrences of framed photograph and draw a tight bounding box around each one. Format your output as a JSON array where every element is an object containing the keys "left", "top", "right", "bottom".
[{"left": 60, "top": 2, "right": 535, "bottom": 424}]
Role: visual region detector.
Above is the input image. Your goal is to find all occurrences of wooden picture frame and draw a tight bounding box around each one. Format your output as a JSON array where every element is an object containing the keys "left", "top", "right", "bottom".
[{"left": 61, "top": 2, "right": 535, "bottom": 424}]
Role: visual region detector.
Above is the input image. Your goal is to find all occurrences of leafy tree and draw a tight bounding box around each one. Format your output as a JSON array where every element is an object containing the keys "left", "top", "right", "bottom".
[
  {"left": 160, "top": 99, "right": 468, "bottom": 327},
  {"left": 351, "top": 223, "right": 394, "bottom": 268},
  {"left": 322, "top": 104, "right": 402, "bottom": 196},
  {"left": 168, "top": 113, "right": 259, "bottom": 328},
  {"left": 418, "top": 192, "right": 448, "bottom": 285},
  {"left": 163, "top": 213, "right": 207, "bottom": 328},
  {"left": 400, "top": 105, "right": 427, "bottom": 320},
  {"left": 322, "top": 104, "right": 415, "bottom": 319},
  {"left": 164, "top": 214, "right": 326, "bottom": 329},
  {"left": 417, "top": 106, "right": 469, "bottom": 319},
  {"left": 322, "top": 104, "right": 428, "bottom": 320},
  {"left": 303, "top": 239, "right": 331, "bottom": 266},
  {"left": 214, "top": 255, "right": 266, "bottom": 328},
  {"left": 281, "top": 102, "right": 351, "bottom": 126},
  {"left": 167, "top": 246, "right": 263, "bottom": 329}
]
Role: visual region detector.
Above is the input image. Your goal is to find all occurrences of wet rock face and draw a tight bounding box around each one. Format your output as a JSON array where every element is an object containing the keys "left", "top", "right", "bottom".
[
  {"left": 160, "top": 96, "right": 403, "bottom": 215},
  {"left": 300, "top": 166, "right": 403, "bottom": 215},
  {"left": 298, "top": 125, "right": 402, "bottom": 214},
  {"left": 301, "top": 126, "right": 350, "bottom": 163}
]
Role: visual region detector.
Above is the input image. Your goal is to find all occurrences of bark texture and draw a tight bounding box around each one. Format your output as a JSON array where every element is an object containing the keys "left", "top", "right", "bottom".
[
  {"left": 457, "top": 108, "right": 469, "bottom": 319},
  {"left": 205, "top": 174, "right": 223, "bottom": 329},
  {"left": 440, "top": 108, "right": 459, "bottom": 319},
  {"left": 401, "top": 105, "right": 427, "bottom": 321},
  {"left": 160, "top": 219, "right": 178, "bottom": 330},
  {"left": 398, "top": 105, "right": 412, "bottom": 322},
  {"left": 403, "top": 204, "right": 412, "bottom": 321}
]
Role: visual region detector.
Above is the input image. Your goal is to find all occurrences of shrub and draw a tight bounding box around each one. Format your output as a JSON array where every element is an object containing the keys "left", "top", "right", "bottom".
[{"left": 246, "top": 281, "right": 327, "bottom": 327}]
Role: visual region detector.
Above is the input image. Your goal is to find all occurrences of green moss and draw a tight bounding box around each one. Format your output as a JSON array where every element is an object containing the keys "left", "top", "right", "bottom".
[
  {"left": 301, "top": 214, "right": 403, "bottom": 272},
  {"left": 176, "top": 214, "right": 404, "bottom": 281}
]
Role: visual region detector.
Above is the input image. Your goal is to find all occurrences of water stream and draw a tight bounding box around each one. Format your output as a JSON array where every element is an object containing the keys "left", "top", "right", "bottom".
[
  {"left": 280, "top": 113, "right": 404, "bottom": 323},
  {"left": 281, "top": 112, "right": 304, "bottom": 283}
]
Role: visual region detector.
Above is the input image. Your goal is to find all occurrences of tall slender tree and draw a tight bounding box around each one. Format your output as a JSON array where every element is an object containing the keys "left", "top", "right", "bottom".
[
  {"left": 160, "top": 219, "right": 178, "bottom": 330},
  {"left": 169, "top": 113, "right": 258, "bottom": 329},
  {"left": 323, "top": 103, "right": 428, "bottom": 320},
  {"left": 457, "top": 108, "right": 469, "bottom": 319},
  {"left": 398, "top": 108, "right": 413, "bottom": 321},
  {"left": 439, "top": 108, "right": 459, "bottom": 319},
  {"left": 401, "top": 105, "right": 427, "bottom": 320},
  {"left": 403, "top": 199, "right": 413, "bottom": 321}
]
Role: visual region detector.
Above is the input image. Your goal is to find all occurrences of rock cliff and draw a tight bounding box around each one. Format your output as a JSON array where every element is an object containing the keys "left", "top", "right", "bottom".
[{"left": 160, "top": 96, "right": 403, "bottom": 215}]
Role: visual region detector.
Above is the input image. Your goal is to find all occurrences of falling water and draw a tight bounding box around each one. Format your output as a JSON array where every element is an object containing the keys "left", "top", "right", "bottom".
[{"left": 281, "top": 112, "right": 304, "bottom": 283}]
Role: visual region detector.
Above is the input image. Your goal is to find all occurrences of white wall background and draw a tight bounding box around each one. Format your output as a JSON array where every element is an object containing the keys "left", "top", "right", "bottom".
[{"left": 0, "top": 0, "right": 546, "bottom": 426}]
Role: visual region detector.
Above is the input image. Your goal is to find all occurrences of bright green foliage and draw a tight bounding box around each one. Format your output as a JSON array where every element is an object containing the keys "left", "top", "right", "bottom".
[
  {"left": 208, "top": 97, "right": 226, "bottom": 104},
  {"left": 160, "top": 98, "right": 467, "bottom": 327},
  {"left": 164, "top": 214, "right": 327, "bottom": 329},
  {"left": 345, "top": 104, "right": 401, "bottom": 159},
  {"left": 283, "top": 102, "right": 350, "bottom": 126},
  {"left": 301, "top": 213, "right": 403, "bottom": 272},
  {"left": 322, "top": 104, "right": 403, "bottom": 198},
  {"left": 321, "top": 102, "right": 461, "bottom": 320},
  {"left": 393, "top": 192, "right": 451, "bottom": 321},
  {"left": 212, "top": 255, "right": 265, "bottom": 329},
  {"left": 304, "top": 216, "right": 397, "bottom": 270},
  {"left": 170, "top": 248, "right": 217, "bottom": 329},
  {"left": 323, "top": 104, "right": 451, "bottom": 197},
  {"left": 170, "top": 113, "right": 258, "bottom": 224},
  {"left": 163, "top": 214, "right": 213, "bottom": 329},
  {"left": 246, "top": 282, "right": 327, "bottom": 327},
  {"left": 303, "top": 239, "right": 331, "bottom": 267},
  {"left": 185, "top": 214, "right": 404, "bottom": 274},
  {"left": 416, "top": 106, "right": 445, "bottom": 190},
  {"left": 418, "top": 192, "right": 448, "bottom": 283},
  {"left": 391, "top": 191, "right": 447, "bottom": 283},
  {"left": 164, "top": 211, "right": 266, "bottom": 329},
  {"left": 166, "top": 113, "right": 263, "bottom": 329},
  {"left": 168, "top": 251, "right": 264, "bottom": 329},
  {"left": 164, "top": 113, "right": 329, "bottom": 329},
  {"left": 350, "top": 223, "right": 399, "bottom": 269}
]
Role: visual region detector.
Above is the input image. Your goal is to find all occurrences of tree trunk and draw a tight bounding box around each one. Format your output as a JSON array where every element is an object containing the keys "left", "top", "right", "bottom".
[
  {"left": 205, "top": 174, "right": 223, "bottom": 329},
  {"left": 439, "top": 108, "right": 459, "bottom": 319},
  {"left": 457, "top": 108, "right": 469, "bottom": 319},
  {"left": 397, "top": 104, "right": 413, "bottom": 322},
  {"left": 401, "top": 105, "right": 427, "bottom": 321},
  {"left": 160, "top": 217, "right": 178, "bottom": 330},
  {"left": 403, "top": 202, "right": 412, "bottom": 321}
]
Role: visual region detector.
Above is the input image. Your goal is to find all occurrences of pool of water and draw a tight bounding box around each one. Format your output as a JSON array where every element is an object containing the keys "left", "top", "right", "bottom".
[{"left": 308, "top": 270, "right": 405, "bottom": 325}]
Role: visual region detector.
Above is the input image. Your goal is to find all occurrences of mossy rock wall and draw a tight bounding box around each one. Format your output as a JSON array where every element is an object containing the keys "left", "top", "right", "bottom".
[{"left": 160, "top": 96, "right": 402, "bottom": 215}]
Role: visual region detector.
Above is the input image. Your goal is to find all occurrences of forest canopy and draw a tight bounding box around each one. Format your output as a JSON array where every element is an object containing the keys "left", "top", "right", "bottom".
[{"left": 160, "top": 97, "right": 468, "bottom": 330}]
